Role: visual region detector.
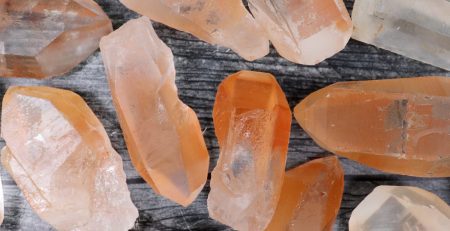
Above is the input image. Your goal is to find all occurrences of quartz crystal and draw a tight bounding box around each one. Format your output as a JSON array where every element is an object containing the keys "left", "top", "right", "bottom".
[
  {"left": 349, "top": 186, "right": 450, "bottom": 231},
  {"left": 352, "top": 0, "right": 450, "bottom": 71},
  {"left": 1, "top": 86, "right": 138, "bottom": 230},
  {"left": 0, "top": 0, "right": 113, "bottom": 78},
  {"left": 295, "top": 77, "right": 450, "bottom": 177},
  {"left": 119, "top": 0, "right": 269, "bottom": 61},
  {"left": 207, "top": 71, "right": 292, "bottom": 231},
  {"left": 100, "top": 17, "right": 209, "bottom": 206},
  {"left": 249, "top": 0, "right": 352, "bottom": 65},
  {"left": 266, "top": 156, "right": 344, "bottom": 231}
]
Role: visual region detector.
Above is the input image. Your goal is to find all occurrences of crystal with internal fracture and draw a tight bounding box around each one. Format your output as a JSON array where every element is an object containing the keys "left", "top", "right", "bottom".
[
  {"left": 100, "top": 17, "right": 209, "bottom": 206},
  {"left": 295, "top": 77, "right": 450, "bottom": 177},
  {"left": 266, "top": 156, "right": 344, "bottom": 231},
  {"left": 349, "top": 186, "right": 450, "bottom": 230},
  {"left": 0, "top": 0, "right": 113, "bottom": 78},
  {"left": 118, "top": 0, "right": 269, "bottom": 61},
  {"left": 1, "top": 86, "right": 138, "bottom": 230},
  {"left": 248, "top": 0, "right": 352, "bottom": 65},
  {"left": 352, "top": 0, "right": 450, "bottom": 71},
  {"left": 207, "top": 71, "right": 292, "bottom": 231}
]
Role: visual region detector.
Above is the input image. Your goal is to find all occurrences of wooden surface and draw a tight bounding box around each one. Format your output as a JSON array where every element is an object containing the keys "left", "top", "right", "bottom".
[{"left": 1, "top": 0, "right": 449, "bottom": 230}]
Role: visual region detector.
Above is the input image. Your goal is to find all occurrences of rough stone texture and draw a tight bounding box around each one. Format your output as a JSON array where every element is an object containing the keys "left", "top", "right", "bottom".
[
  {"left": 0, "top": 0, "right": 448, "bottom": 230},
  {"left": 249, "top": 0, "right": 352, "bottom": 65},
  {"left": 1, "top": 86, "right": 138, "bottom": 230},
  {"left": 0, "top": 0, "right": 113, "bottom": 78},
  {"left": 349, "top": 186, "right": 450, "bottom": 231},
  {"left": 208, "top": 71, "right": 291, "bottom": 231},
  {"left": 100, "top": 17, "right": 209, "bottom": 207},
  {"left": 352, "top": 0, "right": 450, "bottom": 71}
]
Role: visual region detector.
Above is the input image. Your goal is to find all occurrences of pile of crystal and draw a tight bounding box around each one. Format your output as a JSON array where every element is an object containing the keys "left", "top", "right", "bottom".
[
  {"left": 0, "top": 0, "right": 113, "bottom": 78},
  {"left": 295, "top": 77, "right": 450, "bottom": 177},
  {"left": 207, "top": 71, "right": 292, "bottom": 230},
  {"left": 1, "top": 86, "right": 138, "bottom": 230},
  {"left": 352, "top": 0, "right": 450, "bottom": 71},
  {"left": 100, "top": 17, "right": 209, "bottom": 206},
  {"left": 248, "top": 0, "right": 353, "bottom": 64},
  {"left": 119, "top": 0, "right": 269, "bottom": 61},
  {"left": 349, "top": 186, "right": 450, "bottom": 230},
  {"left": 266, "top": 156, "right": 344, "bottom": 231}
]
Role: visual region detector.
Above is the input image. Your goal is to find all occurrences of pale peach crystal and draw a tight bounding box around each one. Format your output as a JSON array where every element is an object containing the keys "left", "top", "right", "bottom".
[
  {"left": 208, "top": 71, "right": 292, "bottom": 231},
  {"left": 349, "top": 186, "right": 450, "bottom": 230},
  {"left": 118, "top": 0, "right": 269, "bottom": 61},
  {"left": 295, "top": 77, "right": 450, "bottom": 177},
  {"left": 249, "top": 0, "right": 352, "bottom": 65},
  {"left": 1, "top": 86, "right": 138, "bottom": 231},
  {"left": 266, "top": 156, "right": 344, "bottom": 231},
  {"left": 100, "top": 17, "right": 209, "bottom": 206},
  {"left": 0, "top": 0, "right": 112, "bottom": 78}
]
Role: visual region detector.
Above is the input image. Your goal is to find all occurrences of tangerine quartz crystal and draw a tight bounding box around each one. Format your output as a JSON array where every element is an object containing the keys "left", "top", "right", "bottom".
[
  {"left": 266, "top": 156, "right": 344, "bottom": 231},
  {"left": 248, "top": 0, "right": 353, "bottom": 65},
  {"left": 100, "top": 17, "right": 209, "bottom": 206},
  {"left": 118, "top": 0, "right": 269, "bottom": 61},
  {"left": 1, "top": 86, "right": 138, "bottom": 230},
  {"left": 295, "top": 77, "right": 450, "bottom": 177},
  {"left": 0, "top": 0, "right": 112, "bottom": 78},
  {"left": 207, "top": 71, "right": 292, "bottom": 231}
]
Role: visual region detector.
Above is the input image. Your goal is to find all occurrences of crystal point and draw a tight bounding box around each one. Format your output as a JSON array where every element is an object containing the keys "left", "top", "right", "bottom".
[
  {"left": 119, "top": 0, "right": 269, "bottom": 61},
  {"left": 352, "top": 0, "right": 450, "bottom": 71},
  {"left": 349, "top": 186, "right": 450, "bottom": 231},
  {"left": 207, "top": 71, "right": 292, "bottom": 231},
  {"left": 295, "top": 77, "right": 450, "bottom": 177},
  {"left": 1, "top": 86, "right": 138, "bottom": 230},
  {"left": 100, "top": 17, "right": 209, "bottom": 206},
  {"left": 249, "top": 0, "right": 352, "bottom": 64},
  {"left": 0, "top": 0, "right": 113, "bottom": 78}
]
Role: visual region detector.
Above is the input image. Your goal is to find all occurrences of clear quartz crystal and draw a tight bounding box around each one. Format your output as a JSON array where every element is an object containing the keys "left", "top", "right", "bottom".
[{"left": 352, "top": 0, "right": 450, "bottom": 71}]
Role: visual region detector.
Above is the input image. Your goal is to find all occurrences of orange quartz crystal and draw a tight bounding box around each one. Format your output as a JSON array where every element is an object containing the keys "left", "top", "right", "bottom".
[
  {"left": 266, "top": 156, "right": 344, "bottom": 231},
  {"left": 295, "top": 77, "right": 450, "bottom": 177},
  {"left": 207, "top": 71, "right": 292, "bottom": 231}
]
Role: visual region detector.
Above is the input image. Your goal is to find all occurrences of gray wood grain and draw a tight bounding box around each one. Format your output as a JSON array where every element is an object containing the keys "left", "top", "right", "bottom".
[{"left": 0, "top": 0, "right": 449, "bottom": 230}]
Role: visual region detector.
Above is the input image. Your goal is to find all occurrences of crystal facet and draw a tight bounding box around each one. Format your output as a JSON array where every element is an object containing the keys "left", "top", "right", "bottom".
[
  {"left": 349, "top": 186, "right": 450, "bottom": 231},
  {"left": 100, "top": 17, "right": 209, "bottom": 206},
  {"left": 1, "top": 86, "right": 138, "bottom": 230},
  {"left": 207, "top": 71, "right": 292, "bottom": 231},
  {"left": 0, "top": 0, "right": 113, "bottom": 78},
  {"left": 266, "top": 156, "right": 344, "bottom": 231},
  {"left": 249, "top": 0, "right": 352, "bottom": 65},
  {"left": 118, "top": 0, "right": 269, "bottom": 61},
  {"left": 295, "top": 77, "right": 450, "bottom": 177},
  {"left": 352, "top": 0, "right": 450, "bottom": 71}
]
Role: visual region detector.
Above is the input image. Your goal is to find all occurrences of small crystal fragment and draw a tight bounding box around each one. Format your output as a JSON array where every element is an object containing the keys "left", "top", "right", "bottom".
[
  {"left": 0, "top": 0, "right": 113, "bottom": 78},
  {"left": 349, "top": 186, "right": 450, "bottom": 231},
  {"left": 266, "top": 156, "right": 344, "bottom": 231},
  {"left": 248, "top": 0, "right": 352, "bottom": 65},
  {"left": 119, "top": 0, "right": 269, "bottom": 61},
  {"left": 100, "top": 17, "right": 209, "bottom": 206},
  {"left": 1, "top": 86, "right": 138, "bottom": 230},
  {"left": 352, "top": 0, "right": 450, "bottom": 71},
  {"left": 295, "top": 77, "right": 450, "bottom": 177},
  {"left": 207, "top": 71, "right": 292, "bottom": 231}
]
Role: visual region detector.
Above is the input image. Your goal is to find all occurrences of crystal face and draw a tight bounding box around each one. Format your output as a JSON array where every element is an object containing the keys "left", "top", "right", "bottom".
[
  {"left": 266, "top": 156, "right": 344, "bottom": 231},
  {"left": 249, "top": 0, "right": 352, "bottom": 65},
  {"left": 295, "top": 77, "right": 450, "bottom": 177},
  {"left": 349, "top": 186, "right": 450, "bottom": 231},
  {"left": 207, "top": 71, "right": 292, "bottom": 231},
  {"left": 100, "top": 17, "right": 209, "bottom": 206},
  {"left": 119, "top": 0, "right": 269, "bottom": 61},
  {"left": 0, "top": 0, "right": 113, "bottom": 78},
  {"left": 1, "top": 86, "right": 138, "bottom": 230},
  {"left": 352, "top": 0, "right": 450, "bottom": 71}
]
